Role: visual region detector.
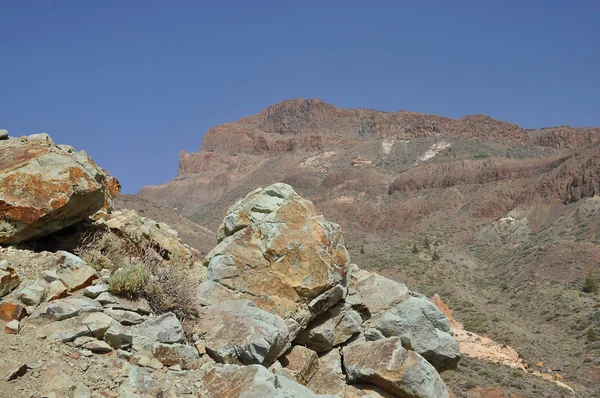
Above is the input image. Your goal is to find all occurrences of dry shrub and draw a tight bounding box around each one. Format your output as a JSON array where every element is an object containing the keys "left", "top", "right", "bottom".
[
  {"left": 76, "top": 228, "right": 199, "bottom": 320},
  {"left": 145, "top": 263, "right": 199, "bottom": 320}
]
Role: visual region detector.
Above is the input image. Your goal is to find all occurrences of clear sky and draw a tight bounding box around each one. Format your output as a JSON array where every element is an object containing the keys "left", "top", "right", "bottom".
[{"left": 1, "top": 1, "right": 599, "bottom": 193}]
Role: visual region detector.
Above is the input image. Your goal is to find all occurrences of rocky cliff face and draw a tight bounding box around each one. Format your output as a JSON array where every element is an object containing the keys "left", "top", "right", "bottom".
[{"left": 138, "top": 98, "right": 600, "bottom": 243}]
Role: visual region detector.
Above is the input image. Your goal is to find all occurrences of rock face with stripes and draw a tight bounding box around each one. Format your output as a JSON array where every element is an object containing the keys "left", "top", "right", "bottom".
[{"left": 0, "top": 134, "right": 119, "bottom": 244}]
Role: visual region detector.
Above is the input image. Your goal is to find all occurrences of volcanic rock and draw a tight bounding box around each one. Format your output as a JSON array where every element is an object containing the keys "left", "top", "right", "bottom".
[
  {"left": 200, "top": 364, "right": 320, "bottom": 398},
  {"left": 0, "top": 260, "right": 20, "bottom": 298},
  {"left": 202, "top": 183, "right": 349, "bottom": 340},
  {"left": 278, "top": 345, "right": 319, "bottom": 385},
  {"left": 194, "top": 299, "right": 289, "bottom": 366},
  {"left": 0, "top": 133, "right": 119, "bottom": 244},
  {"left": 342, "top": 337, "right": 449, "bottom": 398}
]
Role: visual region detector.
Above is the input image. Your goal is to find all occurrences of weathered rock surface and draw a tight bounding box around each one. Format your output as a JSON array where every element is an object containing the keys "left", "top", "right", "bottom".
[
  {"left": 200, "top": 364, "right": 321, "bottom": 398},
  {"left": 0, "top": 134, "right": 119, "bottom": 244},
  {"left": 342, "top": 337, "right": 450, "bottom": 398},
  {"left": 100, "top": 209, "right": 198, "bottom": 265},
  {"left": 83, "top": 283, "right": 109, "bottom": 299},
  {"left": 305, "top": 349, "right": 346, "bottom": 396},
  {"left": 346, "top": 264, "right": 410, "bottom": 317},
  {"left": 347, "top": 266, "right": 461, "bottom": 371},
  {"left": 373, "top": 294, "right": 461, "bottom": 370},
  {"left": 0, "top": 129, "right": 8, "bottom": 140},
  {"left": 137, "top": 312, "right": 183, "bottom": 344},
  {"left": 0, "top": 301, "right": 27, "bottom": 321},
  {"left": 0, "top": 260, "right": 20, "bottom": 297},
  {"left": 9, "top": 251, "right": 98, "bottom": 307},
  {"left": 202, "top": 183, "right": 349, "bottom": 340},
  {"left": 194, "top": 299, "right": 289, "bottom": 366},
  {"left": 295, "top": 302, "right": 362, "bottom": 352},
  {"left": 104, "top": 324, "right": 133, "bottom": 349},
  {"left": 41, "top": 297, "right": 102, "bottom": 321},
  {"left": 36, "top": 311, "right": 115, "bottom": 342},
  {"left": 104, "top": 308, "right": 144, "bottom": 325},
  {"left": 152, "top": 343, "right": 203, "bottom": 370},
  {"left": 278, "top": 345, "right": 319, "bottom": 385}
]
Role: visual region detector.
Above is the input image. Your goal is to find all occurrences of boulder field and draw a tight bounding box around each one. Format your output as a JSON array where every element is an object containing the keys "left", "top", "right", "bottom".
[{"left": 0, "top": 134, "right": 460, "bottom": 397}]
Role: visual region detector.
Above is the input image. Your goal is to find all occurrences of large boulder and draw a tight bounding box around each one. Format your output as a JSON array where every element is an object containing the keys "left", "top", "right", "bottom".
[
  {"left": 342, "top": 337, "right": 450, "bottom": 398},
  {"left": 194, "top": 299, "right": 289, "bottom": 366},
  {"left": 201, "top": 183, "right": 349, "bottom": 340},
  {"left": 0, "top": 134, "right": 120, "bottom": 244}
]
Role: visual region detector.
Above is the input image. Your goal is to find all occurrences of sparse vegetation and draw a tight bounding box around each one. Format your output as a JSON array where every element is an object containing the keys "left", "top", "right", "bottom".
[
  {"left": 108, "top": 263, "right": 148, "bottom": 298},
  {"left": 588, "top": 328, "right": 599, "bottom": 342},
  {"left": 412, "top": 243, "right": 419, "bottom": 254},
  {"left": 583, "top": 269, "right": 599, "bottom": 294},
  {"left": 77, "top": 228, "right": 198, "bottom": 320},
  {"left": 432, "top": 250, "right": 440, "bottom": 261},
  {"left": 424, "top": 237, "right": 430, "bottom": 250}
]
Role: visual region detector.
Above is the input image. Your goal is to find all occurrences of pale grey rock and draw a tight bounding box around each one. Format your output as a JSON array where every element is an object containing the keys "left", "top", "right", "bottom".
[
  {"left": 80, "top": 339, "right": 112, "bottom": 353},
  {"left": 54, "top": 251, "right": 98, "bottom": 292},
  {"left": 5, "top": 319, "right": 20, "bottom": 334},
  {"left": 342, "top": 337, "right": 449, "bottom": 398},
  {"left": 37, "top": 311, "right": 114, "bottom": 342},
  {"left": 346, "top": 265, "right": 410, "bottom": 316},
  {"left": 43, "top": 297, "right": 102, "bottom": 321},
  {"left": 104, "top": 308, "right": 144, "bottom": 325},
  {"left": 195, "top": 300, "right": 289, "bottom": 366},
  {"left": 0, "top": 130, "right": 8, "bottom": 140},
  {"left": 306, "top": 349, "right": 346, "bottom": 396},
  {"left": 83, "top": 284, "right": 109, "bottom": 299},
  {"left": 28, "top": 133, "right": 53, "bottom": 142},
  {"left": 374, "top": 294, "right": 460, "bottom": 370},
  {"left": 98, "top": 292, "right": 151, "bottom": 314},
  {"left": 295, "top": 302, "right": 362, "bottom": 352},
  {"left": 16, "top": 280, "right": 47, "bottom": 305},
  {"left": 104, "top": 324, "right": 133, "bottom": 349},
  {"left": 137, "top": 312, "right": 182, "bottom": 343}
]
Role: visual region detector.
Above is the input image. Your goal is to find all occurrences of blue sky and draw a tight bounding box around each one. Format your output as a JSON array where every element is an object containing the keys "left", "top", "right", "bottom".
[{"left": 1, "top": 1, "right": 599, "bottom": 193}]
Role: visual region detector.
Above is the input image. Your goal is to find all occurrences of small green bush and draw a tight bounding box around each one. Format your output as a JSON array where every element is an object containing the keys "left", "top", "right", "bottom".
[
  {"left": 424, "top": 237, "right": 430, "bottom": 250},
  {"left": 588, "top": 328, "right": 599, "bottom": 342},
  {"left": 412, "top": 243, "right": 419, "bottom": 254},
  {"left": 432, "top": 250, "right": 440, "bottom": 261},
  {"left": 109, "top": 263, "right": 148, "bottom": 298},
  {"left": 583, "top": 269, "right": 599, "bottom": 294}
]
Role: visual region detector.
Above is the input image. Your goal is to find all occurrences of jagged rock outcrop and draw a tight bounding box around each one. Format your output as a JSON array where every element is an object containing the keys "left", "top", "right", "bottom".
[
  {"left": 1, "top": 179, "right": 459, "bottom": 397},
  {"left": 342, "top": 337, "right": 450, "bottom": 398},
  {"left": 199, "top": 183, "right": 349, "bottom": 340},
  {"left": 0, "top": 134, "right": 120, "bottom": 244},
  {"left": 346, "top": 265, "right": 461, "bottom": 371}
]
